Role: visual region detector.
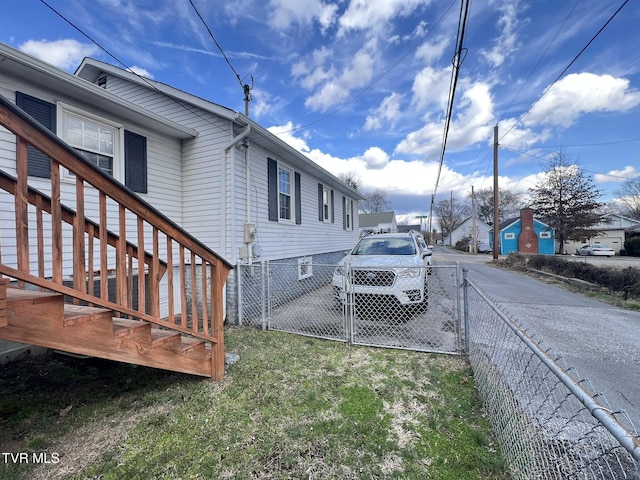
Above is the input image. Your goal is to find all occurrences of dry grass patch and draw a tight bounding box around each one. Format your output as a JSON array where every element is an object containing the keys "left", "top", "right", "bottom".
[{"left": 1, "top": 327, "right": 507, "bottom": 479}]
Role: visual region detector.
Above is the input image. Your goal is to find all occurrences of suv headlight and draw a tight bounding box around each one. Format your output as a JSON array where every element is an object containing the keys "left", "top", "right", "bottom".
[
  {"left": 334, "top": 265, "right": 344, "bottom": 276},
  {"left": 398, "top": 267, "right": 421, "bottom": 278}
]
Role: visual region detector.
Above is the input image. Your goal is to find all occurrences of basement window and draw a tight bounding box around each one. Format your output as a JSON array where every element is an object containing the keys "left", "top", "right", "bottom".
[{"left": 298, "top": 257, "right": 313, "bottom": 280}]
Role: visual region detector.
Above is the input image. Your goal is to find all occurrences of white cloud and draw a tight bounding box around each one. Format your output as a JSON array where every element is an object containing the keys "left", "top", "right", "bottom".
[
  {"left": 127, "top": 66, "right": 154, "bottom": 79},
  {"left": 363, "top": 92, "right": 404, "bottom": 131},
  {"left": 594, "top": 166, "right": 640, "bottom": 183},
  {"left": 526, "top": 73, "right": 640, "bottom": 128},
  {"left": 302, "top": 43, "right": 377, "bottom": 111},
  {"left": 415, "top": 35, "right": 450, "bottom": 64},
  {"left": 479, "top": 2, "right": 523, "bottom": 68},
  {"left": 338, "top": 0, "right": 429, "bottom": 36},
  {"left": 361, "top": 146, "right": 390, "bottom": 169},
  {"left": 396, "top": 81, "right": 495, "bottom": 156},
  {"left": 268, "top": 0, "right": 338, "bottom": 32},
  {"left": 19, "top": 39, "right": 99, "bottom": 70},
  {"left": 411, "top": 66, "right": 450, "bottom": 112}
]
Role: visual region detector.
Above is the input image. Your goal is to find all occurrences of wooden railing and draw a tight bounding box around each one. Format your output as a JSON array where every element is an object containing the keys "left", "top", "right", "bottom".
[{"left": 0, "top": 94, "right": 232, "bottom": 379}]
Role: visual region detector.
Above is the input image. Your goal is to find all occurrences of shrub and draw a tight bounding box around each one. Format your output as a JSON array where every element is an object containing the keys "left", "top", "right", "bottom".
[
  {"left": 623, "top": 237, "right": 640, "bottom": 257},
  {"left": 508, "top": 255, "right": 640, "bottom": 300}
]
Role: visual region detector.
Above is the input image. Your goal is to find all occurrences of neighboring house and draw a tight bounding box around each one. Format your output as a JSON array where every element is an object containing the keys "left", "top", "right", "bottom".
[
  {"left": 397, "top": 224, "right": 421, "bottom": 233},
  {"left": 443, "top": 217, "right": 491, "bottom": 249},
  {"left": 359, "top": 211, "right": 397, "bottom": 235},
  {"left": 490, "top": 208, "right": 555, "bottom": 255},
  {"left": 562, "top": 213, "right": 640, "bottom": 255},
  {"left": 0, "top": 42, "right": 363, "bottom": 323}
]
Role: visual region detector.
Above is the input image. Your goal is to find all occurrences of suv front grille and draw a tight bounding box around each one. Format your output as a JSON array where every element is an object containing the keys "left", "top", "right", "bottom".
[{"left": 352, "top": 269, "right": 396, "bottom": 286}]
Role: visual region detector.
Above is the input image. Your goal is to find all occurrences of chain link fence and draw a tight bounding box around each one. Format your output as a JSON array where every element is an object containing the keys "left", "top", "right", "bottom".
[
  {"left": 463, "top": 271, "right": 640, "bottom": 479},
  {"left": 238, "top": 260, "right": 462, "bottom": 354}
]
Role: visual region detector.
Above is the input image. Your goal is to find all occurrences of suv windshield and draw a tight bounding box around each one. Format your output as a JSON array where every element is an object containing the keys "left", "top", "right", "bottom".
[{"left": 352, "top": 237, "right": 416, "bottom": 256}]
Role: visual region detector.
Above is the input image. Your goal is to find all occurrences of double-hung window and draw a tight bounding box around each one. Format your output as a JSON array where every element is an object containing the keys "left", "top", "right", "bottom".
[
  {"left": 16, "top": 92, "right": 147, "bottom": 193},
  {"left": 64, "top": 112, "right": 116, "bottom": 176},
  {"left": 268, "top": 158, "right": 301, "bottom": 224},
  {"left": 322, "top": 186, "right": 331, "bottom": 222},
  {"left": 278, "top": 165, "right": 292, "bottom": 221},
  {"left": 344, "top": 197, "right": 353, "bottom": 230}
]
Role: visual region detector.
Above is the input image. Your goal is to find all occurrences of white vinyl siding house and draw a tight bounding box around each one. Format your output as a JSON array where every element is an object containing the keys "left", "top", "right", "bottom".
[{"left": 0, "top": 43, "right": 363, "bottom": 322}]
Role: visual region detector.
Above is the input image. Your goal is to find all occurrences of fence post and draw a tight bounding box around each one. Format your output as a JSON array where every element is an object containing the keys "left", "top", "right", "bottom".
[
  {"left": 260, "top": 261, "right": 267, "bottom": 330},
  {"left": 462, "top": 266, "right": 470, "bottom": 354}
]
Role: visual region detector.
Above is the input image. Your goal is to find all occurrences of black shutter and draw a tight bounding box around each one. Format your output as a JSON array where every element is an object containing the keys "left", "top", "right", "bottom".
[
  {"left": 342, "top": 196, "right": 347, "bottom": 230},
  {"left": 331, "top": 189, "right": 335, "bottom": 223},
  {"left": 295, "top": 172, "right": 302, "bottom": 225},
  {"left": 267, "top": 158, "right": 278, "bottom": 221},
  {"left": 124, "top": 130, "right": 147, "bottom": 193},
  {"left": 15, "top": 92, "right": 56, "bottom": 178},
  {"left": 318, "top": 183, "right": 324, "bottom": 221}
]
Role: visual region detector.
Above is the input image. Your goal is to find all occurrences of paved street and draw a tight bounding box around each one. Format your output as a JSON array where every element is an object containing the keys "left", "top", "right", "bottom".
[{"left": 433, "top": 246, "right": 640, "bottom": 430}]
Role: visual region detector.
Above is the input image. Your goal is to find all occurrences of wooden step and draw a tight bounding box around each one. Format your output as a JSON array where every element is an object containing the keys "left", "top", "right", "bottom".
[
  {"left": 113, "top": 318, "right": 151, "bottom": 338},
  {"left": 6, "top": 287, "right": 64, "bottom": 324},
  {"left": 0, "top": 287, "right": 214, "bottom": 378},
  {"left": 63, "top": 304, "right": 113, "bottom": 326}
]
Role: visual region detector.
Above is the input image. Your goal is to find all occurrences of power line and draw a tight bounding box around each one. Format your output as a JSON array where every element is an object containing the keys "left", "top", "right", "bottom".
[
  {"left": 497, "top": 0, "right": 581, "bottom": 124},
  {"left": 187, "top": 0, "right": 243, "bottom": 89},
  {"left": 276, "top": 0, "right": 458, "bottom": 135},
  {"left": 428, "top": 0, "right": 472, "bottom": 236},
  {"left": 499, "top": 0, "right": 630, "bottom": 143},
  {"left": 38, "top": 0, "right": 235, "bottom": 137}
]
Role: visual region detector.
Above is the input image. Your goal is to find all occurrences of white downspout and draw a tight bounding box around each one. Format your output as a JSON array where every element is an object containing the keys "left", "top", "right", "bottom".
[{"left": 223, "top": 125, "right": 251, "bottom": 264}]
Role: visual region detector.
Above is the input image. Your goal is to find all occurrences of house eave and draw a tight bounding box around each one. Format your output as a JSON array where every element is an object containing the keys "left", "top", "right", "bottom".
[
  {"left": 0, "top": 43, "right": 198, "bottom": 140},
  {"left": 75, "top": 57, "right": 364, "bottom": 201}
]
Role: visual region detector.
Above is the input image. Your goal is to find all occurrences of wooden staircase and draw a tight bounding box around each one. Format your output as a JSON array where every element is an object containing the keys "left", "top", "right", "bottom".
[
  {"left": 0, "top": 94, "right": 232, "bottom": 380},
  {"left": 0, "top": 280, "right": 213, "bottom": 377}
]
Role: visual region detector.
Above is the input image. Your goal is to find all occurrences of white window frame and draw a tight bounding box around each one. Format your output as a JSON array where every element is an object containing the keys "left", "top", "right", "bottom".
[
  {"left": 298, "top": 256, "right": 313, "bottom": 280},
  {"left": 322, "top": 186, "right": 331, "bottom": 222},
  {"left": 504, "top": 233, "right": 515, "bottom": 240},
  {"left": 58, "top": 102, "right": 124, "bottom": 182},
  {"left": 278, "top": 164, "right": 294, "bottom": 222},
  {"left": 345, "top": 197, "right": 353, "bottom": 230},
  {"left": 540, "top": 231, "right": 551, "bottom": 239}
]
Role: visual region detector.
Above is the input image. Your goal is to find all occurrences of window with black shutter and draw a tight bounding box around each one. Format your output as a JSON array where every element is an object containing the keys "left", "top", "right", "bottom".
[{"left": 15, "top": 92, "right": 56, "bottom": 178}]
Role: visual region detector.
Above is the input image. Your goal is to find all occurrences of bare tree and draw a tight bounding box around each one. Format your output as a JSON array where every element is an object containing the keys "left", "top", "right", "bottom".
[
  {"left": 434, "top": 197, "right": 471, "bottom": 244},
  {"left": 614, "top": 178, "right": 640, "bottom": 220},
  {"left": 361, "top": 188, "right": 391, "bottom": 213},
  {"left": 338, "top": 171, "right": 360, "bottom": 191},
  {"left": 529, "top": 150, "right": 605, "bottom": 252},
  {"left": 474, "top": 187, "right": 526, "bottom": 226}
]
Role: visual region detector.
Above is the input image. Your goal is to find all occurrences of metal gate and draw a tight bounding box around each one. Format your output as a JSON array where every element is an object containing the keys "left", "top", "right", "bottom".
[{"left": 238, "top": 261, "right": 462, "bottom": 354}]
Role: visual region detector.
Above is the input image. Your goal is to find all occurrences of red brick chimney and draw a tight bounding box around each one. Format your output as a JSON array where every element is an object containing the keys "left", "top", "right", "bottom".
[{"left": 518, "top": 208, "right": 538, "bottom": 254}]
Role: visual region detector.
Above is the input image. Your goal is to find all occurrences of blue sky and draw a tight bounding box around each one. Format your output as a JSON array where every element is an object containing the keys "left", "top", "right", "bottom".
[{"left": 2, "top": 0, "right": 639, "bottom": 223}]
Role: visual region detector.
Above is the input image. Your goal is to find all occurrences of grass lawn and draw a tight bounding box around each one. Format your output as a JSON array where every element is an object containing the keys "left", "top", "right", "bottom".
[{"left": 0, "top": 326, "right": 507, "bottom": 479}]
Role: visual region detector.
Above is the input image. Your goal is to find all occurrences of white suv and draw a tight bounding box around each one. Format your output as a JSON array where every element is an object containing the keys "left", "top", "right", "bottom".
[{"left": 332, "top": 232, "right": 432, "bottom": 316}]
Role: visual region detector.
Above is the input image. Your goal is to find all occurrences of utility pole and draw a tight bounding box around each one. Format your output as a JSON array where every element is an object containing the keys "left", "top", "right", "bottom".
[
  {"left": 493, "top": 125, "right": 499, "bottom": 260},
  {"left": 471, "top": 185, "right": 477, "bottom": 254},
  {"left": 450, "top": 190, "right": 454, "bottom": 247},
  {"left": 243, "top": 83, "right": 251, "bottom": 116}
]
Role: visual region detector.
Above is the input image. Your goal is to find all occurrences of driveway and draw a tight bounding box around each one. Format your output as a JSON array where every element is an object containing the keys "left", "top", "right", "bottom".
[{"left": 433, "top": 246, "right": 640, "bottom": 430}]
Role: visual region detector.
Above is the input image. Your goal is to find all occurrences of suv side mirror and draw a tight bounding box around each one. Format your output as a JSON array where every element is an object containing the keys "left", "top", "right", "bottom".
[{"left": 422, "top": 251, "right": 432, "bottom": 257}]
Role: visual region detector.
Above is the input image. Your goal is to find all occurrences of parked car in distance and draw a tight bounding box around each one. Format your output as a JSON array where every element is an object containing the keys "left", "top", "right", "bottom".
[
  {"left": 332, "top": 232, "right": 431, "bottom": 318},
  {"left": 575, "top": 244, "right": 615, "bottom": 257},
  {"left": 478, "top": 242, "right": 493, "bottom": 254}
]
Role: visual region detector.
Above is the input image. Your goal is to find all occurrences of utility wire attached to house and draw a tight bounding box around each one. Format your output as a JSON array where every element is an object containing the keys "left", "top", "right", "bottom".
[{"left": 188, "top": 0, "right": 253, "bottom": 116}]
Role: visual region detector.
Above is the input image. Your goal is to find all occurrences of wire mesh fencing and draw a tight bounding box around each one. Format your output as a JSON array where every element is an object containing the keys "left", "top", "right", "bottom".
[
  {"left": 463, "top": 271, "right": 640, "bottom": 479},
  {"left": 238, "top": 260, "right": 462, "bottom": 354}
]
